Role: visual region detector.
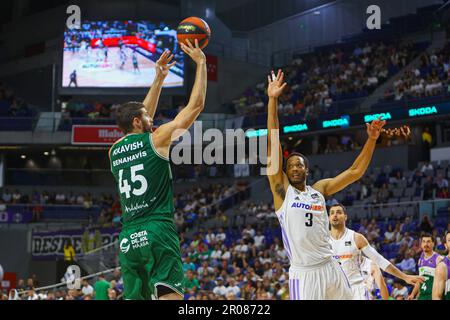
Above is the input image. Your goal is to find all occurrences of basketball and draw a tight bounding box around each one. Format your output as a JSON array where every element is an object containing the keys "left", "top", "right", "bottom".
[{"left": 176, "top": 17, "right": 211, "bottom": 49}]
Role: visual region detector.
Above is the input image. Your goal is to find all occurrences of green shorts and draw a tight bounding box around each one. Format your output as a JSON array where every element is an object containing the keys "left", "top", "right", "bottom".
[{"left": 118, "top": 219, "right": 184, "bottom": 300}]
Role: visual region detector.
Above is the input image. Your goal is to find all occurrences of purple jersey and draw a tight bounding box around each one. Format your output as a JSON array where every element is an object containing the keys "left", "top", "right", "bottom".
[
  {"left": 442, "top": 256, "right": 450, "bottom": 300},
  {"left": 418, "top": 252, "right": 440, "bottom": 268}
]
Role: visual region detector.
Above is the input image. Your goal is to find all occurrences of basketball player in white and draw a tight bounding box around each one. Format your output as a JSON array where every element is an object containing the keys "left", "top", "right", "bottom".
[
  {"left": 266, "top": 69, "right": 417, "bottom": 300},
  {"left": 360, "top": 257, "right": 390, "bottom": 300},
  {"left": 329, "top": 203, "right": 424, "bottom": 300}
]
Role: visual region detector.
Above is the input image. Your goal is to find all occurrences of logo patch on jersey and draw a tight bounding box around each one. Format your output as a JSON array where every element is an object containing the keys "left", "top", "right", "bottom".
[
  {"left": 120, "top": 238, "right": 130, "bottom": 253},
  {"left": 291, "top": 202, "right": 323, "bottom": 211},
  {"left": 295, "top": 197, "right": 300, "bottom": 200},
  {"left": 311, "top": 193, "right": 319, "bottom": 199},
  {"left": 345, "top": 241, "right": 352, "bottom": 246}
]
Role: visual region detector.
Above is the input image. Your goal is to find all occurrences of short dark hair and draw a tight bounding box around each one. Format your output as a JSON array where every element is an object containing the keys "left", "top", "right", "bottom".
[
  {"left": 285, "top": 152, "right": 309, "bottom": 169},
  {"left": 420, "top": 233, "right": 435, "bottom": 243},
  {"left": 329, "top": 203, "right": 347, "bottom": 214},
  {"left": 116, "top": 101, "right": 145, "bottom": 133}
]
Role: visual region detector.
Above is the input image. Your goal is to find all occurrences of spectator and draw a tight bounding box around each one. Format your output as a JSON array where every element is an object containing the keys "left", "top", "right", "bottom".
[
  {"left": 419, "top": 215, "right": 433, "bottom": 234},
  {"left": 94, "top": 274, "right": 110, "bottom": 300},
  {"left": 184, "top": 270, "right": 200, "bottom": 293},
  {"left": 384, "top": 224, "right": 396, "bottom": 244},
  {"left": 213, "top": 277, "right": 227, "bottom": 297},
  {"left": 81, "top": 279, "right": 94, "bottom": 298},
  {"left": 391, "top": 280, "right": 409, "bottom": 300},
  {"left": 396, "top": 251, "right": 416, "bottom": 274}
]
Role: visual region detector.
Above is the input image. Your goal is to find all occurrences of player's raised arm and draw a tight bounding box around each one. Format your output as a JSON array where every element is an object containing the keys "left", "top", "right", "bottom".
[
  {"left": 266, "top": 70, "right": 288, "bottom": 211},
  {"left": 354, "top": 232, "right": 424, "bottom": 286},
  {"left": 143, "top": 50, "right": 177, "bottom": 118},
  {"left": 312, "top": 117, "right": 385, "bottom": 196},
  {"left": 432, "top": 261, "right": 447, "bottom": 300},
  {"left": 152, "top": 39, "right": 207, "bottom": 156}
]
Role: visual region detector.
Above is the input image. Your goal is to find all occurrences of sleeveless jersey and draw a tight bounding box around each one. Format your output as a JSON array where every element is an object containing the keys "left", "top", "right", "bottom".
[
  {"left": 330, "top": 228, "right": 364, "bottom": 286},
  {"left": 276, "top": 185, "right": 332, "bottom": 268},
  {"left": 418, "top": 252, "right": 440, "bottom": 298},
  {"left": 109, "top": 133, "right": 174, "bottom": 226},
  {"left": 442, "top": 256, "right": 450, "bottom": 300}
]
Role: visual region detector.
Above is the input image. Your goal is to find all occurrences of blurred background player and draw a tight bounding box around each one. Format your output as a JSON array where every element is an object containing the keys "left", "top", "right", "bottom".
[
  {"left": 109, "top": 40, "right": 206, "bottom": 300},
  {"left": 132, "top": 51, "right": 140, "bottom": 74},
  {"left": 266, "top": 69, "right": 396, "bottom": 300},
  {"left": 432, "top": 232, "right": 450, "bottom": 300},
  {"left": 68, "top": 70, "right": 77, "bottom": 87},
  {"left": 408, "top": 233, "right": 443, "bottom": 300},
  {"left": 360, "top": 257, "right": 390, "bottom": 300},
  {"left": 329, "top": 203, "right": 423, "bottom": 300}
]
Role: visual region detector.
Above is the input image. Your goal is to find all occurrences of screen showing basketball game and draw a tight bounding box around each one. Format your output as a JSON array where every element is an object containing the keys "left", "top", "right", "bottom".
[{"left": 62, "top": 20, "right": 184, "bottom": 88}]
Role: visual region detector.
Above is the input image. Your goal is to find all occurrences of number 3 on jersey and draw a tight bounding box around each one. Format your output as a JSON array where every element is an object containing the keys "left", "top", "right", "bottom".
[
  {"left": 119, "top": 164, "right": 148, "bottom": 199},
  {"left": 305, "top": 212, "right": 313, "bottom": 227}
]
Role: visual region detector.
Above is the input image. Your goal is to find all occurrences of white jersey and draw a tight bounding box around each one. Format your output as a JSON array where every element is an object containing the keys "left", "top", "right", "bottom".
[
  {"left": 330, "top": 228, "right": 365, "bottom": 286},
  {"left": 276, "top": 185, "right": 333, "bottom": 268}
]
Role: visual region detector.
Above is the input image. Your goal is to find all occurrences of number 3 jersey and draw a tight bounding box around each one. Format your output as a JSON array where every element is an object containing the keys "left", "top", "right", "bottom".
[
  {"left": 276, "top": 185, "right": 333, "bottom": 268},
  {"left": 109, "top": 132, "right": 174, "bottom": 226}
]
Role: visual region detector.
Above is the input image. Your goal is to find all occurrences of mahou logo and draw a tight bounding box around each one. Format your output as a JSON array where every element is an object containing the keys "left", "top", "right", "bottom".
[{"left": 120, "top": 238, "right": 130, "bottom": 253}]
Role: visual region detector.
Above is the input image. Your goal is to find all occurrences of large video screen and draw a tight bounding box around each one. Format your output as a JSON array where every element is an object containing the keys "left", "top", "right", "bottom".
[{"left": 62, "top": 21, "right": 184, "bottom": 88}]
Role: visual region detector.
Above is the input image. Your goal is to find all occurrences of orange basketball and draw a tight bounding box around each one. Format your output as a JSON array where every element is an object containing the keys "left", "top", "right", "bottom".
[{"left": 176, "top": 17, "right": 211, "bottom": 49}]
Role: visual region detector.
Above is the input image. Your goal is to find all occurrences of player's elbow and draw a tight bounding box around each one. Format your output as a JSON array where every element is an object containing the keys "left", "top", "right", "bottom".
[{"left": 348, "top": 168, "right": 364, "bottom": 181}]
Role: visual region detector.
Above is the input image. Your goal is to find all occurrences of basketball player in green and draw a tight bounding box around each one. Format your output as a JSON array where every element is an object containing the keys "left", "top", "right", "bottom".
[
  {"left": 407, "top": 234, "right": 443, "bottom": 300},
  {"left": 432, "top": 231, "right": 450, "bottom": 300},
  {"left": 109, "top": 39, "right": 206, "bottom": 300}
]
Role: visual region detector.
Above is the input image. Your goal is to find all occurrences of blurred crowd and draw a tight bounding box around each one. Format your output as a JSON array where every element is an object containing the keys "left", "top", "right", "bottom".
[
  {"left": 0, "top": 82, "right": 34, "bottom": 118},
  {"left": 384, "top": 41, "right": 450, "bottom": 101},
  {"left": 1, "top": 196, "right": 449, "bottom": 300},
  {"left": 233, "top": 41, "right": 419, "bottom": 119}
]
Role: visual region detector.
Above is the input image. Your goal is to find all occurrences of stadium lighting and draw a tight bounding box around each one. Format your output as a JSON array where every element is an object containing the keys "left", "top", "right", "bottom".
[
  {"left": 44, "top": 152, "right": 49, "bottom": 156},
  {"left": 21, "top": 155, "right": 26, "bottom": 159}
]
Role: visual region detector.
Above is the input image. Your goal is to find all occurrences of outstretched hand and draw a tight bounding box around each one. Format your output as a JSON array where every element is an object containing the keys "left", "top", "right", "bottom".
[
  {"left": 381, "top": 125, "right": 411, "bottom": 140},
  {"left": 403, "top": 275, "right": 425, "bottom": 286},
  {"left": 366, "top": 117, "right": 386, "bottom": 140},
  {"left": 155, "top": 50, "right": 177, "bottom": 78},
  {"left": 267, "top": 69, "right": 287, "bottom": 98}
]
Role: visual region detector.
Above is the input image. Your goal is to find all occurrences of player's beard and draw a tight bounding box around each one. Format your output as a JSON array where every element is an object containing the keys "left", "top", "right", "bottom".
[{"left": 288, "top": 172, "right": 306, "bottom": 187}]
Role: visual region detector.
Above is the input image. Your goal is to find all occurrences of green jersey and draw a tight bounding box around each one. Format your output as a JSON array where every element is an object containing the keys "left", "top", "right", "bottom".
[
  {"left": 418, "top": 252, "right": 440, "bottom": 300},
  {"left": 94, "top": 279, "right": 110, "bottom": 300},
  {"left": 109, "top": 132, "right": 174, "bottom": 226}
]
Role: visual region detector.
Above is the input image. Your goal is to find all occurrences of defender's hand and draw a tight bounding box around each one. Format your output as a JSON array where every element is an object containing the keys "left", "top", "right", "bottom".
[{"left": 267, "top": 69, "right": 287, "bottom": 98}]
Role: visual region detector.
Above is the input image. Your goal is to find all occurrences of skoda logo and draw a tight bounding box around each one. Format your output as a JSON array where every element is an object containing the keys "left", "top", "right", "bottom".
[{"left": 120, "top": 238, "right": 130, "bottom": 253}]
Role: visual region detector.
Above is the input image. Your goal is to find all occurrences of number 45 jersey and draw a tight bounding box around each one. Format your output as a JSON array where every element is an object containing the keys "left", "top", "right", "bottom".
[
  {"left": 276, "top": 185, "right": 333, "bottom": 268},
  {"left": 109, "top": 133, "right": 174, "bottom": 226}
]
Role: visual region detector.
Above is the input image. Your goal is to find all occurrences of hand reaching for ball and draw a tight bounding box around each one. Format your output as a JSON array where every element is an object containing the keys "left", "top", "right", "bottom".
[{"left": 180, "top": 39, "right": 206, "bottom": 65}]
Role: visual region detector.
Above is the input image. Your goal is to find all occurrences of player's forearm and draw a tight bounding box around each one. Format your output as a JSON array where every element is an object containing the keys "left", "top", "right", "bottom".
[
  {"left": 385, "top": 264, "right": 410, "bottom": 282},
  {"left": 410, "top": 283, "right": 419, "bottom": 297},
  {"left": 348, "top": 136, "right": 377, "bottom": 177},
  {"left": 267, "top": 97, "right": 281, "bottom": 156},
  {"left": 374, "top": 272, "right": 390, "bottom": 300},
  {"left": 186, "top": 61, "right": 207, "bottom": 111},
  {"left": 143, "top": 74, "right": 165, "bottom": 118},
  {"left": 267, "top": 97, "right": 283, "bottom": 176}
]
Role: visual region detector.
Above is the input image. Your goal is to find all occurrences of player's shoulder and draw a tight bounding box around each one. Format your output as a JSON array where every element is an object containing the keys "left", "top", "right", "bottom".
[{"left": 307, "top": 184, "right": 324, "bottom": 198}]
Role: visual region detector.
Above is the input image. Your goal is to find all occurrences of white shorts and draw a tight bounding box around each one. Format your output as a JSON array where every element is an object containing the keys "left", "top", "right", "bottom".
[
  {"left": 289, "top": 259, "right": 353, "bottom": 300},
  {"left": 351, "top": 283, "right": 370, "bottom": 300}
]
